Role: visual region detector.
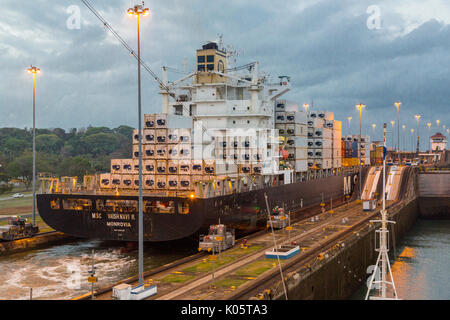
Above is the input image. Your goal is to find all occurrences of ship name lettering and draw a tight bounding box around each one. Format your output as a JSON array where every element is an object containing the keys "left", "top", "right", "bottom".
[
  {"left": 106, "top": 221, "right": 131, "bottom": 228},
  {"left": 107, "top": 213, "right": 131, "bottom": 220},
  {"left": 92, "top": 212, "right": 102, "bottom": 219}
]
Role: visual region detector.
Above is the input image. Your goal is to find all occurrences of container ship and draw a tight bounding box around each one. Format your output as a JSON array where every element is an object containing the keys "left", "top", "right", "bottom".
[{"left": 37, "top": 41, "right": 365, "bottom": 242}]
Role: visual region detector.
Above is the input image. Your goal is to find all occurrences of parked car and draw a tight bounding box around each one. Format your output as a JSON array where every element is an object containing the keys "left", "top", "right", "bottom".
[{"left": 12, "top": 193, "right": 24, "bottom": 198}]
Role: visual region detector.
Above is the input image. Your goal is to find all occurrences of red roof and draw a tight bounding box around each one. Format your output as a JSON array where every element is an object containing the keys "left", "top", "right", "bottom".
[{"left": 431, "top": 132, "right": 446, "bottom": 139}]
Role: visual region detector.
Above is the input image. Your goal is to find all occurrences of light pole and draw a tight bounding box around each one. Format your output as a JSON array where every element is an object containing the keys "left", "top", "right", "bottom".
[
  {"left": 402, "top": 125, "right": 406, "bottom": 153},
  {"left": 427, "top": 122, "right": 431, "bottom": 152},
  {"left": 436, "top": 119, "right": 440, "bottom": 129},
  {"left": 356, "top": 104, "right": 365, "bottom": 200},
  {"left": 128, "top": 3, "right": 149, "bottom": 286},
  {"left": 27, "top": 65, "right": 40, "bottom": 226},
  {"left": 372, "top": 123, "right": 376, "bottom": 140},
  {"left": 347, "top": 116, "right": 352, "bottom": 136},
  {"left": 390, "top": 120, "right": 395, "bottom": 152},
  {"left": 394, "top": 102, "right": 401, "bottom": 162},
  {"left": 410, "top": 128, "right": 414, "bottom": 152},
  {"left": 303, "top": 103, "right": 309, "bottom": 113},
  {"left": 415, "top": 115, "right": 421, "bottom": 154}
]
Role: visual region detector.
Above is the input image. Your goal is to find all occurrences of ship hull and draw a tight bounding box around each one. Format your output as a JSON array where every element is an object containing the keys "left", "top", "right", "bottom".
[{"left": 37, "top": 171, "right": 359, "bottom": 242}]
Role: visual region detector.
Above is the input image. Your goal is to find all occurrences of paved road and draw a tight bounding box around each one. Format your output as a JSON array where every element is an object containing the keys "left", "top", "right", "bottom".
[{"left": 0, "top": 194, "right": 33, "bottom": 201}]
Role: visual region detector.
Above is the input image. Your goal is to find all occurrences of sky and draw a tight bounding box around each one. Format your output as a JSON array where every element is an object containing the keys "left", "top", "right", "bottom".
[{"left": 1, "top": 0, "right": 449, "bottom": 150}]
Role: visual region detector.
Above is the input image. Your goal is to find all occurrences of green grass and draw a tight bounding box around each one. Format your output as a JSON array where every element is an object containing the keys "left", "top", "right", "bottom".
[
  {"left": 160, "top": 273, "right": 195, "bottom": 284},
  {"left": 235, "top": 259, "right": 275, "bottom": 277},
  {"left": 225, "top": 244, "right": 263, "bottom": 257},
  {"left": 182, "top": 256, "right": 235, "bottom": 273},
  {"left": 215, "top": 278, "right": 248, "bottom": 288},
  {"left": 0, "top": 197, "right": 33, "bottom": 210}
]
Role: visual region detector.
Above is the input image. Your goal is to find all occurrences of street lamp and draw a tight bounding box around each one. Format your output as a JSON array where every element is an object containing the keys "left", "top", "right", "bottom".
[
  {"left": 390, "top": 120, "right": 395, "bottom": 152},
  {"left": 372, "top": 123, "right": 376, "bottom": 140},
  {"left": 427, "top": 122, "right": 431, "bottom": 151},
  {"left": 401, "top": 125, "right": 406, "bottom": 158},
  {"left": 127, "top": 2, "right": 149, "bottom": 286},
  {"left": 347, "top": 116, "right": 352, "bottom": 136},
  {"left": 27, "top": 65, "right": 41, "bottom": 227},
  {"left": 303, "top": 103, "right": 309, "bottom": 113},
  {"left": 436, "top": 119, "right": 440, "bottom": 128},
  {"left": 410, "top": 128, "right": 414, "bottom": 152},
  {"left": 415, "top": 115, "right": 421, "bottom": 154},
  {"left": 355, "top": 104, "right": 365, "bottom": 200},
  {"left": 394, "top": 102, "right": 401, "bottom": 162}
]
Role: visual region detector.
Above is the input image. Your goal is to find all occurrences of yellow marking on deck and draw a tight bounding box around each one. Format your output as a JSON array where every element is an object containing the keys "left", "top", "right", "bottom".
[{"left": 197, "top": 291, "right": 215, "bottom": 300}]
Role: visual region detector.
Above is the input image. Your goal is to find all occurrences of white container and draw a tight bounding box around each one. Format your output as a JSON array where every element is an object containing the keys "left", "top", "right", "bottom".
[
  {"left": 167, "top": 129, "right": 180, "bottom": 144},
  {"left": 156, "top": 129, "right": 168, "bottom": 144},
  {"left": 316, "top": 110, "right": 334, "bottom": 120},
  {"left": 111, "top": 159, "right": 122, "bottom": 173},
  {"left": 167, "top": 175, "right": 179, "bottom": 190},
  {"left": 100, "top": 173, "right": 111, "bottom": 189},
  {"left": 132, "top": 144, "right": 142, "bottom": 159},
  {"left": 167, "top": 144, "right": 178, "bottom": 160},
  {"left": 143, "top": 175, "right": 155, "bottom": 189},
  {"left": 314, "top": 148, "right": 332, "bottom": 158},
  {"left": 313, "top": 138, "right": 332, "bottom": 149},
  {"left": 314, "top": 128, "right": 332, "bottom": 139},
  {"left": 132, "top": 129, "right": 142, "bottom": 145},
  {"left": 179, "top": 128, "right": 191, "bottom": 144},
  {"left": 156, "top": 160, "right": 167, "bottom": 175},
  {"left": 144, "top": 114, "right": 155, "bottom": 128},
  {"left": 156, "top": 175, "right": 167, "bottom": 190},
  {"left": 143, "top": 160, "right": 155, "bottom": 173},
  {"left": 179, "top": 175, "right": 192, "bottom": 190},
  {"left": 252, "top": 163, "right": 263, "bottom": 175},
  {"left": 144, "top": 145, "right": 155, "bottom": 159},
  {"left": 121, "top": 175, "right": 133, "bottom": 189},
  {"left": 286, "top": 124, "right": 307, "bottom": 137},
  {"left": 203, "top": 160, "right": 216, "bottom": 175},
  {"left": 178, "top": 145, "right": 191, "bottom": 159},
  {"left": 286, "top": 136, "right": 307, "bottom": 148},
  {"left": 143, "top": 129, "right": 155, "bottom": 144},
  {"left": 276, "top": 100, "right": 299, "bottom": 112},
  {"left": 155, "top": 145, "right": 168, "bottom": 159},
  {"left": 122, "top": 159, "right": 133, "bottom": 174},
  {"left": 191, "top": 160, "right": 203, "bottom": 175},
  {"left": 178, "top": 160, "right": 191, "bottom": 175},
  {"left": 333, "top": 158, "right": 342, "bottom": 168},
  {"left": 111, "top": 174, "right": 122, "bottom": 187},
  {"left": 167, "top": 160, "right": 179, "bottom": 174},
  {"left": 307, "top": 118, "right": 324, "bottom": 129},
  {"left": 275, "top": 112, "right": 286, "bottom": 124},
  {"left": 286, "top": 111, "right": 307, "bottom": 125},
  {"left": 307, "top": 149, "right": 315, "bottom": 158},
  {"left": 132, "top": 159, "right": 140, "bottom": 174},
  {"left": 238, "top": 148, "right": 252, "bottom": 163},
  {"left": 239, "top": 164, "right": 252, "bottom": 174},
  {"left": 307, "top": 139, "right": 315, "bottom": 148}
]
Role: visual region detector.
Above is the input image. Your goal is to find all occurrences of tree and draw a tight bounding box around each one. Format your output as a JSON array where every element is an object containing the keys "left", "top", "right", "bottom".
[
  {"left": 57, "top": 156, "right": 92, "bottom": 180},
  {"left": 82, "top": 132, "right": 120, "bottom": 156},
  {"left": 36, "top": 134, "right": 63, "bottom": 153}
]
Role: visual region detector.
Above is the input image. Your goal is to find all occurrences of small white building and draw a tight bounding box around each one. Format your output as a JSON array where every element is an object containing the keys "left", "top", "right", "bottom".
[{"left": 430, "top": 132, "right": 447, "bottom": 151}]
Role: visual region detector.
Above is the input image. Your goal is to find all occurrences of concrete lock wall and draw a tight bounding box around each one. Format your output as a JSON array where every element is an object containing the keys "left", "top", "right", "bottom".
[{"left": 266, "top": 198, "right": 419, "bottom": 300}]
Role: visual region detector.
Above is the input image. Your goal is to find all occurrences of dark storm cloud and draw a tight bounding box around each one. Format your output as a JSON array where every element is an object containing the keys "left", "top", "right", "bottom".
[{"left": 0, "top": 0, "right": 449, "bottom": 149}]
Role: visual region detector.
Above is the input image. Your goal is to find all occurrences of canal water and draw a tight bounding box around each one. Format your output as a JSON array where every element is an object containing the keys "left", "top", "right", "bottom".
[
  {"left": 0, "top": 238, "right": 197, "bottom": 300},
  {"left": 352, "top": 219, "right": 450, "bottom": 300}
]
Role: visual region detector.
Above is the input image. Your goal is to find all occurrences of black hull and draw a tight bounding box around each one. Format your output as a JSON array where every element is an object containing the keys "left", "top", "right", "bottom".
[{"left": 37, "top": 171, "right": 360, "bottom": 242}]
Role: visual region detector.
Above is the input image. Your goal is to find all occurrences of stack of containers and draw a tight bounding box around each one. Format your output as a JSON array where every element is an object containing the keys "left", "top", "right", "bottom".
[
  {"left": 351, "top": 134, "right": 371, "bottom": 166},
  {"left": 104, "top": 113, "right": 193, "bottom": 193},
  {"left": 275, "top": 102, "right": 308, "bottom": 172},
  {"left": 324, "top": 120, "right": 342, "bottom": 168},
  {"left": 307, "top": 110, "right": 334, "bottom": 170}
]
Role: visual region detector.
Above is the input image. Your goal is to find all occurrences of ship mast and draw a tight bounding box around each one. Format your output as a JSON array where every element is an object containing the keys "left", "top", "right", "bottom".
[{"left": 365, "top": 123, "right": 399, "bottom": 300}]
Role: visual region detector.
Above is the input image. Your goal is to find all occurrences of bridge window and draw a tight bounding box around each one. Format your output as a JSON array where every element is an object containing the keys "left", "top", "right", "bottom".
[
  {"left": 197, "top": 64, "right": 205, "bottom": 72},
  {"left": 197, "top": 55, "right": 205, "bottom": 63},
  {"left": 178, "top": 201, "right": 190, "bottom": 214},
  {"left": 97, "top": 199, "right": 137, "bottom": 213},
  {"left": 63, "top": 198, "right": 92, "bottom": 211},
  {"left": 50, "top": 199, "right": 60, "bottom": 210},
  {"left": 144, "top": 201, "right": 175, "bottom": 214}
]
